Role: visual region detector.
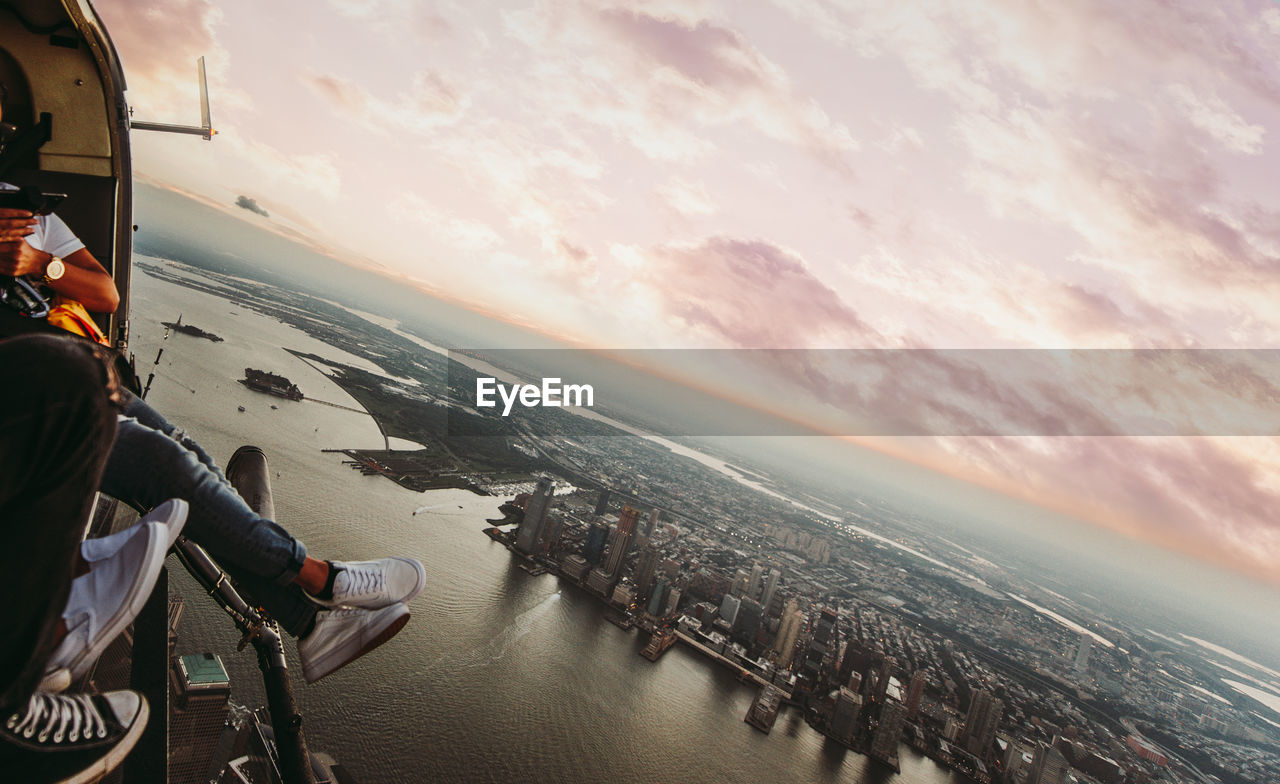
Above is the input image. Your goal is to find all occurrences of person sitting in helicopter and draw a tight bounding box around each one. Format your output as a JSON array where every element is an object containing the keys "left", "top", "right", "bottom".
[
  {"left": 0, "top": 332, "right": 158, "bottom": 781},
  {"left": 0, "top": 85, "right": 425, "bottom": 687}
]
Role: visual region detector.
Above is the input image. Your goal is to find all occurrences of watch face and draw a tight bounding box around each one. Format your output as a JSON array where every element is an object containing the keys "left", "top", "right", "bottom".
[{"left": 47, "top": 257, "right": 65, "bottom": 280}]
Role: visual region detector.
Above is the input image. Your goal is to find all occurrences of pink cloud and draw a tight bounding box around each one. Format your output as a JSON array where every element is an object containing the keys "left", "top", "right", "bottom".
[{"left": 636, "top": 237, "right": 877, "bottom": 347}]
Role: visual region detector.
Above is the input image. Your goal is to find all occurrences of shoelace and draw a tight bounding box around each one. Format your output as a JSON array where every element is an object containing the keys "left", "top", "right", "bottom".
[
  {"left": 6, "top": 692, "right": 108, "bottom": 744},
  {"left": 337, "top": 564, "right": 386, "bottom": 600}
]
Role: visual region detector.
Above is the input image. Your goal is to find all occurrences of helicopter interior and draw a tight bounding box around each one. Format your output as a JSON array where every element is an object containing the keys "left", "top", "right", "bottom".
[{"left": 1, "top": 2, "right": 127, "bottom": 338}]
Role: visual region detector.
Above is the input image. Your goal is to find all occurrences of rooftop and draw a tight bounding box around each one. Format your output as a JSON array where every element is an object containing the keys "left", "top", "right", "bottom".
[{"left": 178, "top": 652, "right": 231, "bottom": 686}]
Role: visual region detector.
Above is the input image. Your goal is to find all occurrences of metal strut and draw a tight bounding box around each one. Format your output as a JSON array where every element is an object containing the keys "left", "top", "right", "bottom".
[{"left": 172, "top": 445, "right": 315, "bottom": 784}]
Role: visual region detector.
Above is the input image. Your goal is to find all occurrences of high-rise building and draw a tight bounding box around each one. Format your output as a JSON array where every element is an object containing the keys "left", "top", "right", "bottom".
[
  {"left": 959, "top": 689, "right": 1003, "bottom": 759},
  {"left": 745, "top": 562, "right": 764, "bottom": 602},
  {"left": 585, "top": 567, "right": 617, "bottom": 595},
  {"left": 838, "top": 638, "right": 872, "bottom": 690},
  {"left": 760, "top": 568, "right": 781, "bottom": 614},
  {"left": 603, "top": 506, "right": 639, "bottom": 577},
  {"left": 616, "top": 506, "right": 638, "bottom": 536},
  {"left": 870, "top": 701, "right": 907, "bottom": 763},
  {"left": 583, "top": 521, "right": 609, "bottom": 565},
  {"left": 662, "top": 587, "right": 682, "bottom": 617},
  {"left": 733, "top": 598, "right": 763, "bottom": 644},
  {"left": 800, "top": 607, "right": 839, "bottom": 689},
  {"left": 730, "top": 568, "right": 749, "bottom": 598},
  {"left": 647, "top": 578, "right": 668, "bottom": 616},
  {"left": 593, "top": 488, "right": 611, "bottom": 516},
  {"left": 829, "top": 688, "right": 863, "bottom": 744},
  {"left": 906, "top": 670, "right": 927, "bottom": 718},
  {"left": 719, "top": 593, "right": 741, "bottom": 626},
  {"left": 643, "top": 508, "right": 659, "bottom": 540},
  {"left": 1074, "top": 634, "right": 1092, "bottom": 676},
  {"left": 772, "top": 600, "right": 805, "bottom": 669},
  {"left": 846, "top": 671, "right": 863, "bottom": 694},
  {"left": 515, "top": 476, "right": 553, "bottom": 554},
  {"left": 632, "top": 544, "right": 661, "bottom": 600},
  {"left": 169, "top": 652, "right": 232, "bottom": 784},
  {"left": 872, "top": 656, "right": 896, "bottom": 704},
  {"left": 1028, "top": 743, "right": 1070, "bottom": 784},
  {"left": 535, "top": 511, "right": 563, "bottom": 556}
]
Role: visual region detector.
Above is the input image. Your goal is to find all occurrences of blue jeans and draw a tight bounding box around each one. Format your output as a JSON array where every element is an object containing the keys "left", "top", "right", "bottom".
[{"left": 101, "top": 393, "right": 317, "bottom": 637}]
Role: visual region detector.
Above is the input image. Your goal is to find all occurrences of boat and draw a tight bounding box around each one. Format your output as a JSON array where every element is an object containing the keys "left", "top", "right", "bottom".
[
  {"left": 239, "top": 367, "right": 303, "bottom": 400},
  {"left": 237, "top": 405, "right": 246, "bottom": 412}
]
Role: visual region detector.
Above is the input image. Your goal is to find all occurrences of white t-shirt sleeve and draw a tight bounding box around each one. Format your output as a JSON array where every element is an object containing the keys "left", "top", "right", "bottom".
[{"left": 34, "top": 213, "right": 86, "bottom": 258}]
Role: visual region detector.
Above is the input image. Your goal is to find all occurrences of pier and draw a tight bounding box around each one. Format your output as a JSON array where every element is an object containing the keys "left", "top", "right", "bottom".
[
  {"left": 745, "top": 684, "right": 785, "bottom": 733},
  {"left": 673, "top": 631, "right": 790, "bottom": 695}
]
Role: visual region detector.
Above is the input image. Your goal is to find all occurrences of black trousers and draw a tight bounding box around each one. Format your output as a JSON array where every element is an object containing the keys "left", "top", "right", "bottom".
[{"left": 0, "top": 334, "right": 119, "bottom": 710}]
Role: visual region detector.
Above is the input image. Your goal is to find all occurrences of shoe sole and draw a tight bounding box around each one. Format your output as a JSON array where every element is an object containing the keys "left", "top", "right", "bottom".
[
  {"left": 81, "top": 499, "right": 189, "bottom": 563},
  {"left": 395, "top": 557, "right": 427, "bottom": 604},
  {"left": 37, "top": 667, "right": 71, "bottom": 694},
  {"left": 146, "top": 499, "right": 190, "bottom": 552},
  {"left": 303, "top": 607, "right": 410, "bottom": 684},
  {"left": 64, "top": 523, "right": 169, "bottom": 679},
  {"left": 62, "top": 697, "right": 149, "bottom": 784}
]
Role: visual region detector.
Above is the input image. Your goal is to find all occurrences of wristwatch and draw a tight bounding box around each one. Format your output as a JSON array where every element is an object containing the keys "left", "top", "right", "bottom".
[{"left": 43, "top": 255, "right": 66, "bottom": 283}]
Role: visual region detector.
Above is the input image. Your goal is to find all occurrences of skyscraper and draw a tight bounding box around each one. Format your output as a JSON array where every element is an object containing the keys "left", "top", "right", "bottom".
[
  {"left": 603, "top": 506, "right": 639, "bottom": 576},
  {"left": 169, "top": 652, "right": 232, "bottom": 784},
  {"left": 730, "top": 568, "right": 749, "bottom": 598},
  {"left": 959, "top": 689, "right": 1003, "bottom": 759},
  {"left": 800, "top": 607, "right": 839, "bottom": 690},
  {"left": 772, "top": 600, "right": 804, "bottom": 669},
  {"left": 906, "top": 670, "right": 926, "bottom": 718},
  {"left": 719, "top": 593, "right": 741, "bottom": 626},
  {"left": 1074, "top": 634, "right": 1092, "bottom": 676},
  {"left": 515, "top": 476, "right": 553, "bottom": 554},
  {"left": 535, "top": 509, "right": 563, "bottom": 555},
  {"left": 829, "top": 688, "right": 863, "bottom": 744},
  {"left": 1028, "top": 743, "right": 1070, "bottom": 784},
  {"left": 745, "top": 562, "right": 765, "bottom": 602},
  {"left": 870, "top": 701, "right": 907, "bottom": 763},
  {"left": 872, "top": 656, "right": 896, "bottom": 705},
  {"left": 662, "top": 587, "right": 682, "bottom": 617},
  {"left": 760, "top": 568, "right": 782, "bottom": 614},
  {"left": 837, "top": 637, "right": 872, "bottom": 690},
  {"left": 583, "top": 521, "right": 609, "bottom": 565},
  {"left": 733, "top": 598, "right": 764, "bottom": 644},
  {"left": 593, "top": 487, "right": 611, "bottom": 516},
  {"left": 646, "top": 578, "right": 668, "bottom": 616},
  {"left": 632, "top": 544, "right": 660, "bottom": 600},
  {"left": 643, "top": 507, "right": 659, "bottom": 540}
]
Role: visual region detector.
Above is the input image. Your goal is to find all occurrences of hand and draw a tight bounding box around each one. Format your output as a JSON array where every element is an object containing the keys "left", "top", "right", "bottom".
[
  {"left": 0, "top": 237, "right": 46, "bottom": 278},
  {"left": 0, "top": 208, "right": 37, "bottom": 243}
]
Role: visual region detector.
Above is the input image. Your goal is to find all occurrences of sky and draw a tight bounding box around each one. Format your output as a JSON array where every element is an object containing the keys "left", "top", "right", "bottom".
[{"left": 94, "top": 0, "right": 1280, "bottom": 589}]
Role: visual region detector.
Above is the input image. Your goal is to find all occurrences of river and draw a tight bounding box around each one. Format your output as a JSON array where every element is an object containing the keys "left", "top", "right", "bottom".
[{"left": 132, "top": 262, "right": 966, "bottom": 783}]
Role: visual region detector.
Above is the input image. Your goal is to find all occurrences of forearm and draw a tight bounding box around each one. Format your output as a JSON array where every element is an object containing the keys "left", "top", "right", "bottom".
[{"left": 37, "top": 248, "right": 120, "bottom": 313}]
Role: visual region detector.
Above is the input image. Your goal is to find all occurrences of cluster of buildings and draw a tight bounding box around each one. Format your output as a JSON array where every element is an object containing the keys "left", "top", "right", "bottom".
[{"left": 489, "top": 480, "right": 1279, "bottom": 784}]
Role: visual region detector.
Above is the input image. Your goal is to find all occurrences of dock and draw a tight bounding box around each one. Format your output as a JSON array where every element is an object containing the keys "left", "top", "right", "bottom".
[
  {"left": 673, "top": 631, "right": 789, "bottom": 695},
  {"left": 640, "top": 630, "right": 676, "bottom": 661},
  {"left": 745, "top": 684, "right": 785, "bottom": 733}
]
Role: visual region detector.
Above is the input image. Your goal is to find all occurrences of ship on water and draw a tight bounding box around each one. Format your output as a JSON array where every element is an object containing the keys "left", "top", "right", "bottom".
[
  {"left": 240, "top": 368, "right": 304, "bottom": 401},
  {"left": 162, "top": 313, "right": 224, "bottom": 342}
]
